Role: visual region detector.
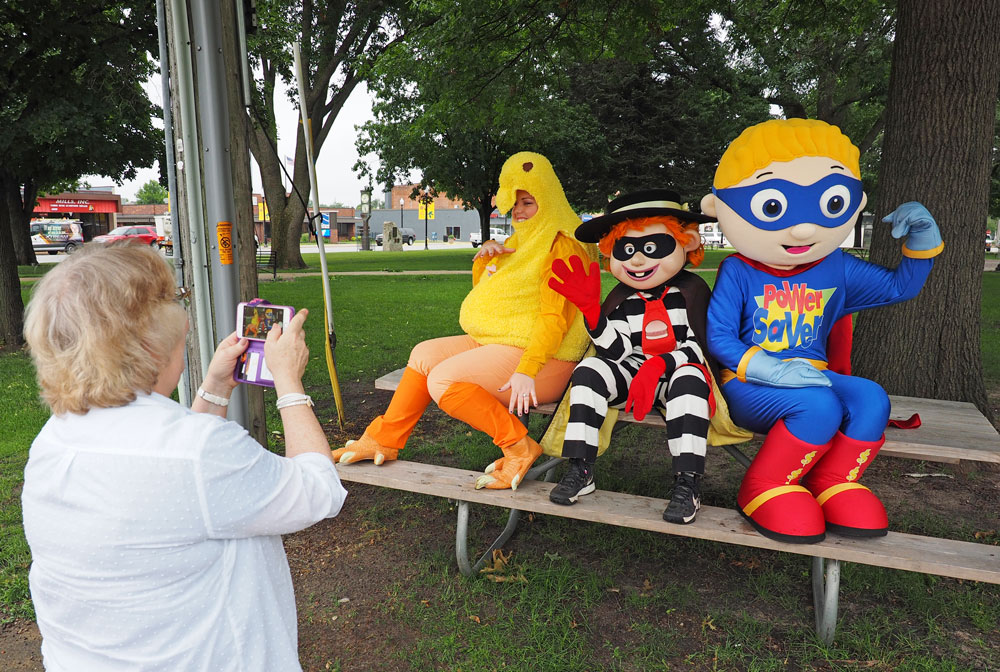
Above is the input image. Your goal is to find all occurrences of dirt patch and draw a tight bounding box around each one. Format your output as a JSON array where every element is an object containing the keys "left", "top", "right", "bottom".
[{"left": 0, "top": 619, "right": 42, "bottom": 670}]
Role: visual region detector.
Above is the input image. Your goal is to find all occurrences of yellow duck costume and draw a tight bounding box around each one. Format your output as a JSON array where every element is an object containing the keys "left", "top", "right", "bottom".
[{"left": 333, "top": 152, "right": 599, "bottom": 491}]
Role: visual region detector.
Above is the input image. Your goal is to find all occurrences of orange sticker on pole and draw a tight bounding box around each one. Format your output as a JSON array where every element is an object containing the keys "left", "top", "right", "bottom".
[{"left": 217, "top": 222, "right": 233, "bottom": 265}]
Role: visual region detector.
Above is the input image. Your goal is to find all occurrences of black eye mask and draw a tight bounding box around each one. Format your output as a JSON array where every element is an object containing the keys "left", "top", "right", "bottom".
[{"left": 611, "top": 234, "right": 677, "bottom": 262}]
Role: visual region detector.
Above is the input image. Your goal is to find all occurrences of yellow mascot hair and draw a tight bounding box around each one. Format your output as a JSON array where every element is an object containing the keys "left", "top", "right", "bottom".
[{"left": 714, "top": 118, "right": 861, "bottom": 189}]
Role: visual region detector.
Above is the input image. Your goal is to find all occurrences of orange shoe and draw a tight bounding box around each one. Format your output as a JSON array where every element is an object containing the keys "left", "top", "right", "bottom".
[
  {"left": 332, "top": 432, "right": 399, "bottom": 465},
  {"left": 475, "top": 434, "right": 543, "bottom": 490}
]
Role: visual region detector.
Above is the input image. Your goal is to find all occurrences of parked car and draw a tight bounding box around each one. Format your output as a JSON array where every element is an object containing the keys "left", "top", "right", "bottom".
[
  {"left": 92, "top": 225, "right": 159, "bottom": 246},
  {"left": 470, "top": 227, "right": 509, "bottom": 247},
  {"left": 375, "top": 227, "right": 416, "bottom": 246},
  {"left": 30, "top": 220, "right": 84, "bottom": 255}
]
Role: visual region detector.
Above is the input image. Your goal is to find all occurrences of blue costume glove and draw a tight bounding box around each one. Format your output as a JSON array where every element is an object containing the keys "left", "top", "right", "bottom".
[
  {"left": 883, "top": 202, "right": 942, "bottom": 252},
  {"left": 744, "top": 351, "right": 831, "bottom": 388}
]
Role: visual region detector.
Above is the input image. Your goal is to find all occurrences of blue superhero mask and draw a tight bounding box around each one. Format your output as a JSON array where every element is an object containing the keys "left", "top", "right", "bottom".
[{"left": 712, "top": 173, "right": 863, "bottom": 231}]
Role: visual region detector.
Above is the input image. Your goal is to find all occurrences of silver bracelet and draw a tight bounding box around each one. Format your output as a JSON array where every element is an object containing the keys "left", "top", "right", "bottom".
[
  {"left": 276, "top": 393, "right": 314, "bottom": 409},
  {"left": 197, "top": 387, "right": 230, "bottom": 407}
]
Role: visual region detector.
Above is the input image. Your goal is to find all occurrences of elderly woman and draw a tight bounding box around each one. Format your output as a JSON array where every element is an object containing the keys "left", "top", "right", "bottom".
[{"left": 21, "top": 243, "right": 346, "bottom": 671}]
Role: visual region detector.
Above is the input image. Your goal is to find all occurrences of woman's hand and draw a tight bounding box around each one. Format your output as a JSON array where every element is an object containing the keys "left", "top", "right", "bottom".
[
  {"left": 202, "top": 330, "right": 250, "bottom": 396},
  {"left": 264, "top": 308, "right": 310, "bottom": 395},
  {"left": 473, "top": 239, "right": 515, "bottom": 261},
  {"left": 499, "top": 372, "right": 537, "bottom": 416}
]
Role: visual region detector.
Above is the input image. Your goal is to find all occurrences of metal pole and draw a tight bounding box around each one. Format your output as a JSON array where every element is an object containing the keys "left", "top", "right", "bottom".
[
  {"left": 168, "top": 0, "right": 216, "bottom": 381},
  {"left": 292, "top": 42, "right": 335, "bottom": 339},
  {"left": 191, "top": 0, "right": 248, "bottom": 426},
  {"left": 156, "top": 0, "right": 189, "bottom": 407}
]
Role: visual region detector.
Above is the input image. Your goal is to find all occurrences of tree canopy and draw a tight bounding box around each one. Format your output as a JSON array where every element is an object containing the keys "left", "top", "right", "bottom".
[
  {"left": 0, "top": 0, "right": 162, "bottom": 347},
  {"left": 135, "top": 179, "right": 168, "bottom": 205}
]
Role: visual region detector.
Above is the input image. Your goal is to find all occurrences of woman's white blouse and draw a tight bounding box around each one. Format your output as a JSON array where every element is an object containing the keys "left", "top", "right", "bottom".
[{"left": 22, "top": 392, "right": 348, "bottom": 671}]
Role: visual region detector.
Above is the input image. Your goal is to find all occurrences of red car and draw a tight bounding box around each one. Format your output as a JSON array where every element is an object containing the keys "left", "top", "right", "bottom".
[{"left": 92, "top": 225, "right": 159, "bottom": 246}]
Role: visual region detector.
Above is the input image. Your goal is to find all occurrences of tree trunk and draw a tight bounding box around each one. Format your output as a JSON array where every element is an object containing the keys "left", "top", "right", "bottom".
[
  {"left": 221, "top": 0, "right": 267, "bottom": 446},
  {"left": 0, "top": 174, "right": 26, "bottom": 349},
  {"left": 852, "top": 0, "right": 1000, "bottom": 422},
  {"left": 4, "top": 177, "right": 36, "bottom": 267}
]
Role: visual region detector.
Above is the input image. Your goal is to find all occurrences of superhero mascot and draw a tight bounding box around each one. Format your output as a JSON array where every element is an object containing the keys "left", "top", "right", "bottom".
[
  {"left": 333, "top": 152, "right": 599, "bottom": 491},
  {"left": 544, "top": 190, "right": 720, "bottom": 524},
  {"left": 702, "top": 118, "right": 943, "bottom": 543}
]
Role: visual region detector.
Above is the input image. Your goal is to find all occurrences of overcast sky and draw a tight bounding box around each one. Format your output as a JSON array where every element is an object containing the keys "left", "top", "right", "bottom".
[{"left": 89, "top": 77, "right": 380, "bottom": 208}]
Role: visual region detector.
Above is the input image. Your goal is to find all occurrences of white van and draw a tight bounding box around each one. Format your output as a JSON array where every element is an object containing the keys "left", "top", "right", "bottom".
[{"left": 699, "top": 222, "right": 725, "bottom": 248}]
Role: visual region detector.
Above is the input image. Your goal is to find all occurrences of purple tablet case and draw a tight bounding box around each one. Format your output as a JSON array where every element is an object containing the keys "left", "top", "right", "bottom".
[{"left": 233, "top": 298, "right": 294, "bottom": 388}]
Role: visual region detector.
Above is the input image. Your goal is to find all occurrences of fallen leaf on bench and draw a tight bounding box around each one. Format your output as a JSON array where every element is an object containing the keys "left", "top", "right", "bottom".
[{"left": 903, "top": 473, "right": 954, "bottom": 479}]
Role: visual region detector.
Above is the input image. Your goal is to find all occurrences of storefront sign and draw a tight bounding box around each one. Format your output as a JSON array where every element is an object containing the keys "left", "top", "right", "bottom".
[{"left": 35, "top": 198, "right": 119, "bottom": 214}]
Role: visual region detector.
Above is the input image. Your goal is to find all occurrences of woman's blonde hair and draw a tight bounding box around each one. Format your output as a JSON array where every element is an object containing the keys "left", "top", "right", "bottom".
[
  {"left": 24, "top": 242, "right": 187, "bottom": 415},
  {"left": 714, "top": 118, "right": 861, "bottom": 189}
]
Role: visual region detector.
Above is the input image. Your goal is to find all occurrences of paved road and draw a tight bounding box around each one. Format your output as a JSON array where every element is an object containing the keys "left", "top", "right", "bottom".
[{"left": 33, "top": 240, "right": 477, "bottom": 264}]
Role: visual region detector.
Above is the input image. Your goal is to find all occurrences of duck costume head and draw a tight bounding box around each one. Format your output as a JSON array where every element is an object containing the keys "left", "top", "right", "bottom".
[
  {"left": 495, "top": 152, "right": 582, "bottom": 244},
  {"left": 460, "top": 152, "right": 598, "bottom": 364}
]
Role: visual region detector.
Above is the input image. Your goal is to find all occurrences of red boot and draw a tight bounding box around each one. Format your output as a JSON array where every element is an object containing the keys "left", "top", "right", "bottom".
[
  {"left": 804, "top": 432, "right": 888, "bottom": 538},
  {"left": 737, "top": 420, "right": 832, "bottom": 544}
]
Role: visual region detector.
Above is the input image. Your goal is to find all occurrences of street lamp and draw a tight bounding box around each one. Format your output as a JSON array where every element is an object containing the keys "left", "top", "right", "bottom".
[
  {"left": 359, "top": 188, "right": 372, "bottom": 251},
  {"left": 399, "top": 197, "right": 404, "bottom": 238},
  {"left": 421, "top": 186, "right": 432, "bottom": 250}
]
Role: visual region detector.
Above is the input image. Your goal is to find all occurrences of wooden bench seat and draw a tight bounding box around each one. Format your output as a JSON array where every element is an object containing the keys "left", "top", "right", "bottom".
[
  {"left": 334, "top": 459, "right": 1000, "bottom": 586},
  {"left": 256, "top": 247, "right": 276, "bottom": 280},
  {"left": 376, "top": 369, "right": 1000, "bottom": 465},
  {"left": 359, "top": 367, "right": 1000, "bottom": 644}
]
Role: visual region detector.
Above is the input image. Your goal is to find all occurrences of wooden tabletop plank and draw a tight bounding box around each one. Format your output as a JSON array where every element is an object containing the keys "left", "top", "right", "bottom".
[
  {"left": 335, "top": 459, "right": 1000, "bottom": 585},
  {"left": 374, "top": 370, "right": 1000, "bottom": 464}
]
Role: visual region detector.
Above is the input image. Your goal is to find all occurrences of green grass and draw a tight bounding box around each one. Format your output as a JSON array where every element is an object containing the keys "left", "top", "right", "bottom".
[
  {"left": 0, "top": 353, "right": 50, "bottom": 620},
  {"left": 284, "top": 246, "right": 734, "bottom": 274},
  {"left": 3, "top": 259, "right": 999, "bottom": 669}
]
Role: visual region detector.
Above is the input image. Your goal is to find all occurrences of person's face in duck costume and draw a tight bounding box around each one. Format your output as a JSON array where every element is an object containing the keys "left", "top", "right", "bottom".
[
  {"left": 700, "top": 118, "right": 867, "bottom": 269},
  {"left": 495, "top": 152, "right": 581, "bottom": 242}
]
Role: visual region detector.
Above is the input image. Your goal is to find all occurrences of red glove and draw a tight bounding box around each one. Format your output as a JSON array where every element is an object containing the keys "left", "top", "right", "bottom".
[
  {"left": 548, "top": 255, "right": 601, "bottom": 329},
  {"left": 625, "top": 356, "right": 667, "bottom": 421}
]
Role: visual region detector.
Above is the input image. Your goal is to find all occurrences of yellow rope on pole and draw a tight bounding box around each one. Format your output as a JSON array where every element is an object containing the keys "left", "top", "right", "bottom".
[{"left": 293, "top": 41, "right": 346, "bottom": 428}]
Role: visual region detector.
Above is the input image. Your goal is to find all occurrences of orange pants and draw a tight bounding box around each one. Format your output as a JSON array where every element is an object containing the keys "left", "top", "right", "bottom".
[{"left": 366, "top": 335, "right": 577, "bottom": 450}]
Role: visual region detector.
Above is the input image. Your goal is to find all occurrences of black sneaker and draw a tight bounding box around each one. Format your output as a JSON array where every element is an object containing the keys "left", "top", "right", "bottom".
[
  {"left": 663, "top": 472, "right": 701, "bottom": 524},
  {"left": 549, "top": 458, "right": 596, "bottom": 505}
]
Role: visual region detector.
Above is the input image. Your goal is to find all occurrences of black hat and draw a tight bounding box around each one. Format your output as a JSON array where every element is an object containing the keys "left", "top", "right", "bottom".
[{"left": 575, "top": 189, "right": 715, "bottom": 243}]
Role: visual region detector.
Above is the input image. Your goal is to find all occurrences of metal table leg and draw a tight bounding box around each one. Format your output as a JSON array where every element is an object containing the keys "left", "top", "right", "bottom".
[
  {"left": 812, "top": 556, "right": 840, "bottom": 645},
  {"left": 454, "top": 457, "right": 563, "bottom": 576}
]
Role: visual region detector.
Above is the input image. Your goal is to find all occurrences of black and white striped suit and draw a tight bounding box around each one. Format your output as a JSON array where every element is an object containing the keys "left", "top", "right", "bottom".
[{"left": 562, "top": 285, "right": 711, "bottom": 474}]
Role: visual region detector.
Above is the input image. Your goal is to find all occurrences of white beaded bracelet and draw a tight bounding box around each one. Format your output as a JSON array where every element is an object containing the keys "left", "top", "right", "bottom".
[
  {"left": 276, "top": 393, "right": 314, "bottom": 409},
  {"left": 197, "top": 387, "right": 230, "bottom": 407}
]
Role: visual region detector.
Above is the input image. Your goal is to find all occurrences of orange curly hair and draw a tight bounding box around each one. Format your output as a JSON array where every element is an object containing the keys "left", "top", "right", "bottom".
[{"left": 597, "top": 215, "right": 704, "bottom": 269}]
